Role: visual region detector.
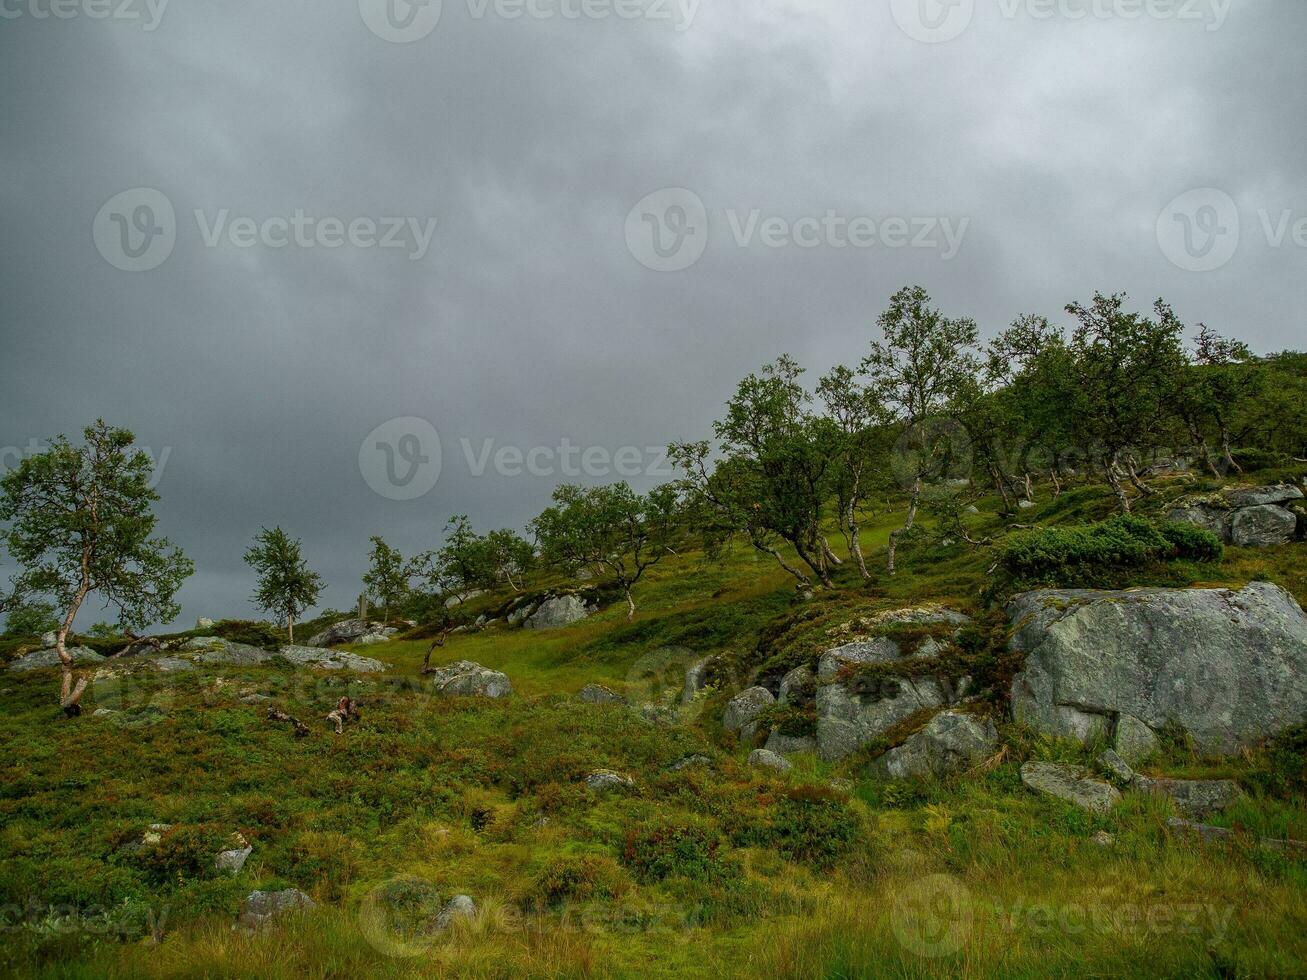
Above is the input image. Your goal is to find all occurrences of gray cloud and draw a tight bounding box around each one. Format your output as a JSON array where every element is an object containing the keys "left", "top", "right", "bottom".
[{"left": 2, "top": 0, "right": 1304, "bottom": 626}]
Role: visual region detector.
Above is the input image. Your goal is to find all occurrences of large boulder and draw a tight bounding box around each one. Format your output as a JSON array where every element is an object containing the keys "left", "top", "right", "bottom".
[
  {"left": 278, "top": 646, "right": 386, "bottom": 672},
  {"left": 722, "top": 686, "right": 774, "bottom": 743},
  {"left": 748, "top": 748, "right": 793, "bottom": 773},
  {"left": 815, "top": 607, "right": 971, "bottom": 761},
  {"left": 1021, "top": 761, "right": 1121, "bottom": 814},
  {"left": 1134, "top": 776, "right": 1240, "bottom": 819},
  {"left": 1167, "top": 484, "right": 1303, "bottom": 546},
  {"left": 7, "top": 646, "right": 104, "bottom": 672},
  {"left": 1009, "top": 582, "right": 1307, "bottom": 755},
  {"left": 877, "top": 710, "right": 999, "bottom": 779},
  {"left": 524, "top": 595, "right": 592, "bottom": 630},
  {"left": 428, "top": 660, "right": 512, "bottom": 698},
  {"left": 182, "top": 638, "right": 271, "bottom": 665},
  {"left": 306, "top": 619, "right": 385, "bottom": 647}
]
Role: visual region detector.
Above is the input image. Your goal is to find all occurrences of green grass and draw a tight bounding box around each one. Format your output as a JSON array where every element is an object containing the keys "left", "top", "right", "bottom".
[{"left": 1, "top": 472, "right": 1305, "bottom": 978}]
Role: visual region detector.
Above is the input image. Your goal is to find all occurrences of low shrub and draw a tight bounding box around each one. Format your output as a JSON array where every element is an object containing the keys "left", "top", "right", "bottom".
[
  {"left": 621, "top": 821, "right": 726, "bottom": 883},
  {"left": 995, "top": 515, "right": 1223, "bottom": 589},
  {"left": 525, "top": 852, "right": 627, "bottom": 908}
]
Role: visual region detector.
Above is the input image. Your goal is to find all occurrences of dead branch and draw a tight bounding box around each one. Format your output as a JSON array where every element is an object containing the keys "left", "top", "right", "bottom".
[
  {"left": 267, "top": 707, "right": 310, "bottom": 737},
  {"left": 326, "top": 696, "right": 361, "bottom": 734}
]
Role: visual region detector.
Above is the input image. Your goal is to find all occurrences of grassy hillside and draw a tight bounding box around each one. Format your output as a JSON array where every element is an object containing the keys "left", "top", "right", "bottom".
[{"left": 2, "top": 476, "right": 1306, "bottom": 978}]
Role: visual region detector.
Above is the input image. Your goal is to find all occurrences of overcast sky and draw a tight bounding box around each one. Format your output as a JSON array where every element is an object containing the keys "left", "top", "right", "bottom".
[{"left": 1, "top": 0, "right": 1304, "bottom": 628}]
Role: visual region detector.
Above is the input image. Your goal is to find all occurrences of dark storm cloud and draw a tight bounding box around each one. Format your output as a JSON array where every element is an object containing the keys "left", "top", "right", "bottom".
[{"left": 1, "top": 0, "right": 1304, "bottom": 626}]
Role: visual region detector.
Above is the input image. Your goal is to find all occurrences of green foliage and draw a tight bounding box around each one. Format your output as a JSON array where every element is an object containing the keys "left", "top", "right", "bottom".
[
  {"left": 361, "top": 536, "right": 410, "bottom": 623},
  {"left": 133, "top": 824, "right": 229, "bottom": 885},
  {"left": 210, "top": 619, "right": 283, "bottom": 649},
  {"left": 1245, "top": 723, "right": 1307, "bottom": 800},
  {"left": 761, "top": 785, "right": 864, "bottom": 870},
  {"left": 996, "top": 515, "right": 1223, "bottom": 589},
  {"left": 525, "top": 852, "right": 627, "bottom": 908},
  {"left": 621, "top": 820, "right": 726, "bottom": 883},
  {"left": 242, "top": 526, "right": 323, "bottom": 640},
  {"left": 2, "top": 599, "right": 59, "bottom": 638},
  {"left": 0, "top": 420, "right": 193, "bottom": 636}
]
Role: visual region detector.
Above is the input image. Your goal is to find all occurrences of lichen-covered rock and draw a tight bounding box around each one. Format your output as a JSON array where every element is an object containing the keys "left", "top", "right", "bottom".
[
  {"left": 683, "top": 658, "right": 714, "bottom": 703},
  {"left": 306, "top": 618, "right": 386, "bottom": 647},
  {"left": 1230, "top": 504, "right": 1298, "bottom": 547},
  {"left": 279, "top": 646, "right": 386, "bottom": 672},
  {"left": 215, "top": 832, "right": 252, "bottom": 874},
  {"left": 763, "top": 731, "right": 817, "bottom": 756},
  {"left": 748, "top": 748, "right": 793, "bottom": 773},
  {"left": 778, "top": 664, "right": 815, "bottom": 706},
  {"left": 1113, "top": 713, "right": 1159, "bottom": 763},
  {"left": 435, "top": 895, "right": 477, "bottom": 929},
  {"left": 577, "top": 683, "right": 626, "bottom": 705},
  {"left": 7, "top": 646, "right": 104, "bottom": 672},
  {"left": 428, "top": 660, "right": 512, "bottom": 698},
  {"left": 1224, "top": 484, "right": 1304, "bottom": 508},
  {"left": 815, "top": 607, "right": 971, "bottom": 761},
  {"left": 877, "top": 711, "right": 998, "bottom": 779},
  {"left": 1020, "top": 761, "right": 1121, "bottom": 814},
  {"left": 181, "top": 637, "right": 271, "bottom": 665},
  {"left": 1134, "top": 776, "right": 1240, "bottom": 819},
  {"left": 585, "top": 769, "right": 635, "bottom": 792},
  {"left": 524, "top": 595, "right": 592, "bottom": 630},
  {"left": 722, "top": 686, "right": 774, "bottom": 743},
  {"left": 1009, "top": 583, "right": 1307, "bottom": 755},
  {"left": 239, "top": 888, "right": 315, "bottom": 928}
]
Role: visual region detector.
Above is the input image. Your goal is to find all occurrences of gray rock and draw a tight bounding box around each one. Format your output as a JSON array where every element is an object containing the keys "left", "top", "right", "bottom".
[
  {"left": 435, "top": 895, "right": 477, "bottom": 929},
  {"left": 152, "top": 656, "right": 197, "bottom": 673},
  {"left": 195, "top": 617, "right": 215, "bottom": 630},
  {"left": 1092, "top": 831, "right": 1116, "bottom": 847},
  {"left": 670, "top": 754, "right": 713, "bottom": 771},
  {"left": 524, "top": 595, "right": 592, "bottom": 630},
  {"left": 239, "top": 693, "right": 272, "bottom": 704},
  {"left": 428, "top": 660, "right": 512, "bottom": 698},
  {"left": 1020, "top": 761, "right": 1122, "bottom": 814},
  {"left": 92, "top": 707, "right": 117, "bottom": 717},
  {"left": 1165, "top": 505, "right": 1230, "bottom": 539},
  {"left": 1134, "top": 776, "right": 1240, "bottom": 819},
  {"left": 7, "top": 646, "right": 104, "bottom": 672},
  {"left": 878, "top": 711, "right": 999, "bottom": 779},
  {"left": 306, "top": 618, "right": 383, "bottom": 647},
  {"left": 1009, "top": 583, "right": 1307, "bottom": 755},
  {"left": 278, "top": 645, "right": 386, "bottom": 672},
  {"left": 584, "top": 769, "right": 635, "bottom": 792},
  {"left": 778, "top": 664, "right": 815, "bottom": 706},
  {"left": 1166, "top": 817, "right": 1307, "bottom": 856},
  {"left": 577, "top": 683, "right": 626, "bottom": 705},
  {"left": 354, "top": 632, "right": 392, "bottom": 645},
  {"left": 1097, "top": 749, "right": 1134, "bottom": 784},
  {"left": 965, "top": 505, "right": 980, "bottom": 514},
  {"left": 1224, "top": 484, "right": 1303, "bottom": 508},
  {"left": 815, "top": 607, "right": 971, "bottom": 761},
  {"left": 683, "top": 658, "right": 714, "bottom": 703},
  {"left": 239, "top": 889, "right": 315, "bottom": 928},
  {"left": 1018, "top": 499, "right": 1036, "bottom": 509},
  {"left": 1230, "top": 504, "right": 1298, "bottom": 547},
  {"left": 722, "top": 686, "right": 774, "bottom": 743},
  {"left": 1114, "top": 713, "right": 1159, "bottom": 764},
  {"left": 41, "top": 630, "right": 58, "bottom": 647},
  {"left": 506, "top": 603, "right": 537, "bottom": 626},
  {"left": 181, "top": 638, "right": 272, "bottom": 665},
  {"left": 748, "top": 748, "right": 793, "bottom": 773},
  {"left": 763, "top": 731, "right": 817, "bottom": 756},
  {"left": 215, "top": 833, "right": 252, "bottom": 874}
]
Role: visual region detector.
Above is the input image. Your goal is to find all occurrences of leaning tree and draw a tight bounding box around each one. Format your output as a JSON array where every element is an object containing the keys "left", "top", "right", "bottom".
[{"left": 0, "top": 421, "right": 193, "bottom": 715}]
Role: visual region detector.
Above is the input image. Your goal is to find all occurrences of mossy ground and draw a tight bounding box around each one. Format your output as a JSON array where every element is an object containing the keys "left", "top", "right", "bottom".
[{"left": 1, "top": 474, "right": 1305, "bottom": 978}]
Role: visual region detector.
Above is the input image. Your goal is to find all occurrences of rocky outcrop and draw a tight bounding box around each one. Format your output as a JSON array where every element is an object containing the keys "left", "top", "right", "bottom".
[
  {"left": 815, "top": 606, "right": 972, "bottom": 761},
  {"left": 7, "top": 646, "right": 105, "bottom": 672},
  {"left": 722, "top": 686, "right": 774, "bottom": 743},
  {"left": 427, "top": 660, "right": 512, "bottom": 698},
  {"left": 877, "top": 711, "right": 999, "bottom": 779},
  {"left": 278, "top": 646, "right": 387, "bottom": 672},
  {"left": 1020, "top": 761, "right": 1121, "bottom": 814},
  {"left": 1167, "top": 484, "right": 1303, "bottom": 547},
  {"left": 524, "top": 595, "right": 593, "bottom": 630},
  {"left": 748, "top": 748, "right": 793, "bottom": 773},
  {"left": 577, "top": 683, "right": 626, "bottom": 705},
  {"left": 306, "top": 618, "right": 392, "bottom": 647},
  {"left": 1009, "top": 582, "right": 1307, "bottom": 756},
  {"left": 1135, "top": 776, "right": 1240, "bottom": 819},
  {"left": 239, "top": 889, "right": 315, "bottom": 929},
  {"left": 182, "top": 638, "right": 271, "bottom": 665},
  {"left": 763, "top": 731, "right": 817, "bottom": 756}
]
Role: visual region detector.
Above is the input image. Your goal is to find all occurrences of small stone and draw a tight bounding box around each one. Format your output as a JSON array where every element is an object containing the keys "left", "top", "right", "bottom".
[
  {"left": 584, "top": 769, "right": 635, "bottom": 792},
  {"left": 747, "top": 748, "right": 793, "bottom": 773},
  {"left": 722, "top": 686, "right": 775, "bottom": 743},
  {"left": 1092, "top": 831, "right": 1116, "bottom": 847},
  {"left": 670, "top": 754, "right": 712, "bottom": 771},
  {"left": 215, "top": 833, "right": 252, "bottom": 874},
  {"left": 1134, "top": 777, "right": 1241, "bottom": 819},
  {"left": 1113, "top": 714, "right": 1158, "bottom": 764},
  {"left": 576, "top": 683, "right": 626, "bottom": 705},
  {"left": 1097, "top": 749, "right": 1135, "bottom": 784},
  {"left": 1021, "top": 761, "right": 1122, "bottom": 814},
  {"left": 435, "top": 895, "right": 477, "bottom": 929},
  {"left": 239, "top": 889, "right": 315, "bottom": 929}
]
